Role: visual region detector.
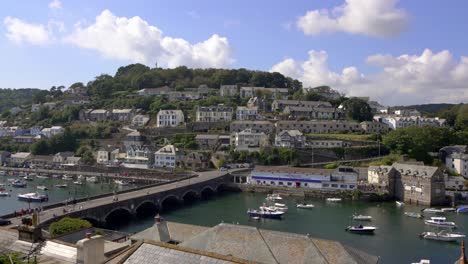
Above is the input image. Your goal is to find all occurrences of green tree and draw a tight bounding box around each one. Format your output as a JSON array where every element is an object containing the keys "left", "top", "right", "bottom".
[
  {"left": 341, "top": 98, "right": 373, "bottom": 122},
  {"left": 49, "top": 217, "right": 92, "bottom": 238}
]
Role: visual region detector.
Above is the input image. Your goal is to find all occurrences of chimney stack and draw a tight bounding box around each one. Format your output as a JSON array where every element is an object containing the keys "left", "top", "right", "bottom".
[
  {"left": 155, "top": 214, "right": 171, "bottom": 243},
  {"left": 77, "top": 235, "right": 105, "bottom": 264}
]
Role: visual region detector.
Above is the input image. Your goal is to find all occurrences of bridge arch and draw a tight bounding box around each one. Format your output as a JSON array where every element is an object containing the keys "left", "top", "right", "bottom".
[
  {"left": 104, "top": 207, "right": 132, "bottom": 228},
  {"left": 160, "top": 194, "right": 181, "bottom": 211},
  {"left": 135, "top": 200, "right": 159, "bottom": 218},
  {"left": 200, "top": 186, "right": 216, "bottom": 199},
  {"left": 215, "top": 183, "right": 229, "bottom": 192},
  {"left": 81, "top": 216, "right": 101, "bottom": 227},
  {"left": 182, "top": 190, "right": 199, "bottom": 203}
]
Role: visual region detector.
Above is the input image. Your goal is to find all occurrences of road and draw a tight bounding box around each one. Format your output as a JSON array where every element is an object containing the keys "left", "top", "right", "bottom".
[{"left": 4, "top": 168, "right": 248, "bottom": 228}]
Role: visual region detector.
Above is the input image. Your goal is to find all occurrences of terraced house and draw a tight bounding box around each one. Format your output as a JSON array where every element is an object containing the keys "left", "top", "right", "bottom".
[{"left": 195, "top": 106, "right": 233, "bottom": 122}]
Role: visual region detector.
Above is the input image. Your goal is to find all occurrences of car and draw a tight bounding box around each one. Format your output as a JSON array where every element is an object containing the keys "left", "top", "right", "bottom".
[
  {"left": 0, "top": 218, "right": 11, "bottom": 226},
  {"left": 219, "top": 167, "right": 228, "bottom": 171}
]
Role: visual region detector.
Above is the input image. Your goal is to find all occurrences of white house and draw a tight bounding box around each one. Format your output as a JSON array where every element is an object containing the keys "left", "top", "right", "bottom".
[
  {"left": 446, "top": 153, "right": 468, "bottom": 177},
  {"left": 236, "top": 106, "right": 258, "bottom": 120},
  {"left": 41, "top": 126, "right": 64, "bottom": 138},
  {"left": 274, "top": 130, "right": 306, "bottom": 148},
  {"left": 196, "top": 106, "right": 233, "bottom": 122},
  {"left": 156, "top": 110, "right": 184, "bottom": 128},
  {"left": 154, "top": 145, "right": 183, "bottom": 169},
  {"left": 374, "top": 115, "right": 445, "bottom": 130},
  {"left": 220, "top": 85, "right": 238, "bottom": 97},
  {"left": 232, "top": 129, "right": 269, "bottom": 151}
]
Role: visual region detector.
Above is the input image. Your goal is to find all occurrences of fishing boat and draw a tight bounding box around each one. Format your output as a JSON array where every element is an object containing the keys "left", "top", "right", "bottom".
[
  {"left": 23, "top": 176, "right": 33, "bottom": 181},
  {"left": 395, "top": 201, "right": 405, "bottom": 207},
  {"left": 423, "top": 208, "right": 445, "bottom": 214},
  {"left": 346, "top": 224, "right": 376, "bottom": 234},
  {"left": 86, "top": 176, "right": 98, "bottom": 183},
  {"left": 424, "top": 217, "right": 457, "bottom": 228},
  {"left": 55, "top": 184, "right": 68, "bottom": 188},
  {"left": 420, "top": 231, "right": 465, "bottom": 242},
  {"left": 405, "top": 212, "right": 423, "bottom": 219},
  {"left": 353, "top": 215, "right": 372, "bottom": 221},
  {"left": 73, "top": 180, "right": 83, "bottom": 185},
  {"left": 36, "top": 174, "right": 49, "bottom": 179},
  {"left": 36, "top": 185, "right": 48, "bottom": 191},
  {"left": 114, "top": 180, "right": 129, "bottom": 186},
  {"left": 296, "top": 203, "right": 315, "bottom": 209},
  {"left": 62, "top": 175, "right": 74, "bottom": 180},
  {"left": 457, "top": 206, "right": 468, "bottom": 214},
  {"left": 17, "top": 192, "right": 48, "bottom": 202},
  {"left": 326, "top": 198, "right": 342, "bottom": 202},
  {"left": 12, "top": 180, "right": 27, "bottom": 188},
  {"left": 266, "top": 194, "right": 283, "bottom": 201},
  {"left": 247, "top": 208, "right": 285, "bottom": 219}
]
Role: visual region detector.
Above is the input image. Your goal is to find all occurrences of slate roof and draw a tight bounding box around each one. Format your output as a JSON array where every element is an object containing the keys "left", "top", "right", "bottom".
[
  {"left": 392, "top": 162, "right": 439, "bottom": 178},
  {"left": 253, "top": 165, "right": 334, "bottom": 176}
]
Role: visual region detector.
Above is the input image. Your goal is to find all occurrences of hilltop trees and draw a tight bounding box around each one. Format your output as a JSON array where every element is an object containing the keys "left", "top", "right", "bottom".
[{"left": 341, "top": 97, "right": 373, "bottom": 122}]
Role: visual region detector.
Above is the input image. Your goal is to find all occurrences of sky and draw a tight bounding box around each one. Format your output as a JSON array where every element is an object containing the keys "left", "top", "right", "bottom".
[{"left": 1, "top": 0, "right": 468, "bottom": 105}]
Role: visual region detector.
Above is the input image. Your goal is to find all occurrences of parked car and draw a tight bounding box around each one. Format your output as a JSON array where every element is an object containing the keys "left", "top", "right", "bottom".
[
  {"left": 219, "top": 167, "right": 228, "bottom": 171},
  {"left": 0, "top": 218, "right": 11, "bottom": 226}
]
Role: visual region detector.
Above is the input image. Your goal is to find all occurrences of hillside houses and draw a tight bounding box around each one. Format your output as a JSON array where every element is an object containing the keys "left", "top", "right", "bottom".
[
  {"left": 240, "top": 87, "right": 289, "bottom": 99},
  {"left": 196, "top": 106, "right": 233, "bottom": 122}
]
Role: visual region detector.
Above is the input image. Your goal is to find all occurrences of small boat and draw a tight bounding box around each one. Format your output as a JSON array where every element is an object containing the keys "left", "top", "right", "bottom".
[
  {"left": 17, "top": 192, "right": 48, "bottom": 202},
  {"left": 51, "top": 174, "right": 61, "bottom": 179},
  {"left": 405, "top": 212, "right": 423, "bottom": 219},
  {"left": 457, "top": 206, "right": 468, "bottom": 214},
  {"left": 297, "top": 203, "right": 315, "bottom": 209},
  {"left": 86, "top": 176, "right": 98, "bottom": 183},
  {"left": 36, "top": 185, "right": 48, "bottom": 191},
  {"left": 7, "top": 178, "right": 15, "bottom": 182},
  {"left": 73, "top": 180, "right": 83, "bottom": 185},
  {"left": 28, "top": 173, "right": 37, "bottom": 177},
  {"left": 114, "top": 180, "right": 129, "bottom": 186},
  {"left": 55, "top": 184, "right": 68, "bottom": 188},
  {"left": 62, "top": 175, "right": 74, "bottom": 180},
  {"left": 0, "top": 171, "right": 6, "bottom": 176},
  {"left": 36, "top": 174, "right": 49, "bottom": 179},
  {"left": 424, "top": 217, "right": 457, "bottom": 228},
  {"left": 260, "top": 205, "right": 287, "bottom": 212},
  {"left": 251, "top": 216, "right": 260, "bottom": 220},
  {"left": 247, "top": 208, "right": 285, "bottom": 219},
  {"left": 326, "top": 198, "right": 342, "bottom": 202},
  {"left": 423, "top": 208, "right": 445, "bottom": 215},
  {"left": 274, "top": 203, "right": 286, "bottom": 207},
  {"left": 420, "top": 231, "right": 465, "bottom": 242},
  {"left": 12, "top": 180, "right": 27, "bottom": 188},
  {"left": 23, "top": 176, "right": 33, "bottom": 181},
  {"left": 0, "top": 191, "right": 10, "bottom": 196},
  {"left": 78, "top": 175, "right": 84, "bottom": 180},
  {"left": 0, "top": 184, "right": 5, "bottom": 187},
  {"left": 346, "top": 224, "right": 376, "bottom": 234},
  {"left": 353, "top": 215, "right": 372, "bottom": 221},
  {"left": 441, "top": 208, "right": 456, "bottom": 213},
  {"left": 266, "top": 194, "right": 283, "bottom": 201},
  {"left": 395, "top": 201, "right": 405, "bottom": 207}
]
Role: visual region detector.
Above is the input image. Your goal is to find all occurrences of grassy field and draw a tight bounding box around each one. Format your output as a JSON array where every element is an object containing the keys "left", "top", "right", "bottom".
[{"left": 306, "top": 133, "right": 374, "bottom": 141}]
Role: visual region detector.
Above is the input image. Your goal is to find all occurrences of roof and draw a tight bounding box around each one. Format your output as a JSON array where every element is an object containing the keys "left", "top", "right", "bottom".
[
  {"left": 112, "top": 109, "right": 133, "bottom": 114},
  {"left": 277, "top": 130, "right": 303, "bottom": 137},
  {"left": 11, "top": 152, "right": 31, "bottom": 159},
  {"left": 253, "top": 166, "right": 334, "bottom": 176},
  {"left": 157, "top": 109, "right": 184, "bottom": 115},
  {"left": 131, "top": 222, "right": 209, "bottom": 243},
  {"left": 155, "top": 145, "right": 179, "bottom": 155},
  {"left": 231, "top": 120, "right": 273, "bottom": 125},
  {"left": 274, "top": 100, "right": 332, "bottom": 108},
  {"left": 449, "top": 153, "right": 468, "bottom": 160},
  {"left": 91, "top": 109, "right": 108, "bottom": 114},
  {"left": 55, "top": 151, "right": 75, "bottom": 158},
  {"left": 197, "top": 106, "right": 233, "bottom": 112},
  {"left": 440, "top": 145, "right": 467, "bottom": 155},
  {"left": 236, "top": 106, "right": 258, "bottom": 111},
  {"left": 392, "top": 162, "right": 440, "bottom": 178},
  {"left": 140, "top": 86, "right": 171, "bottom": 92},
  {"left": 195, "top": 134, "right": 219, "bottom": 140}
]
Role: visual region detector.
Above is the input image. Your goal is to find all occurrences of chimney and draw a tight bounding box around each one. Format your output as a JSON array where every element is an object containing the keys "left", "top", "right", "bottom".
[
  {"left": 76, "top": 234, "right": 105, "bottom": 264},
  {"left": 155, "top": 214, "right": 171, "bottom": 243},
  {"left": 460, "top": 240, "right": 466, "bottom": 264}
]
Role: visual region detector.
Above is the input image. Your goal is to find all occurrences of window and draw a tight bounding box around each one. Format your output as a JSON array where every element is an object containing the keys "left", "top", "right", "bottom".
[
  {"left": 270, "top": 181, "right": 275, "bottom": 185},
  {"left": 304, "top": 183, "right": 308, "bottom": 187},
  {"left": 349, "top": 185, "right": 355, "bottom": 189},
  {"left": 287, "top": 182, "right": 292, "bottom": 186},
  {"left": 323, "top": 184, "right": 329, "bottom": 187},
  {"left": 331, "top": 184, "right": 338, "bottom": 188},
  {"left": 278, "top": 182, "right": 284, "bottom": 185}
]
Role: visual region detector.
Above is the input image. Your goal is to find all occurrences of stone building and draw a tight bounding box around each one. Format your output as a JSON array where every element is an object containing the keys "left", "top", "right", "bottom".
[
  {"left": 195, "top": 106, "right": 233, "bottom": 122},
  {"left": 156, "top": 110, "right": 184, "bottom": 128},
  {"left": 274, "top": 130, "right": 306, "bottom": 148},
  {"left": 276, "top": 120, "right": 361, "bottom": 134},
  {"left": 235, "top": 106, "right": 258, "bottom": 120},
  {"left": 230, "top": 120, "right": 274, "bottom": 134},
  {"left": 232, "top": 129, "right": 269, "bottom": 151},
  {"left": 360, "top": 121, "right": 389, "bottom": 134},
  {"left": 219, "top": 85, "right": 238, "bottom": 97},
  {"left": 367, "top": 165, "right": 399, "bottom": 198},
  {"left": 271, "top": 100, "right": 332, "bottom": 111}
]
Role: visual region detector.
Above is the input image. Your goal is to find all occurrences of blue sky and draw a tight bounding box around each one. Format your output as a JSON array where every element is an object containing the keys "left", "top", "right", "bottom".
[{"left": 1, "top": 0, "right": 467, "bottom": 105}]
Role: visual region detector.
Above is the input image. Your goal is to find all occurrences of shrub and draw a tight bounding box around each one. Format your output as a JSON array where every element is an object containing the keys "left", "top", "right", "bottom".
[{"left": 49, "top": 217, "right": 92, "bottom": 238}]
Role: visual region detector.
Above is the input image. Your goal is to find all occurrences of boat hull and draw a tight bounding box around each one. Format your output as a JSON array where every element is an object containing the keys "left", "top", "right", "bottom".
[
  {"left": 346, "top": 227, "right": 376, "bottom": 234},
  {"left": 247, "top": 211, "right": 283, "bottom": 219}
]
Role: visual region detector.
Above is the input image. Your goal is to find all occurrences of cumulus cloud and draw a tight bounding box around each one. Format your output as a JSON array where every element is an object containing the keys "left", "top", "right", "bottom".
[
  {"left": 271, "top": 49, "right": 468, "bottom": 105},
  {"left": 3, "top": 17, "right": 53, "bottom": 45},
  {"left": 297, "top": 0, "right": 409, "bottom": 38},
  {"left": 49, "top": 0, "right": 62, "bottom": 10},
  {"left": 64, "top": 10, "right": 234, "bottom": 68}
]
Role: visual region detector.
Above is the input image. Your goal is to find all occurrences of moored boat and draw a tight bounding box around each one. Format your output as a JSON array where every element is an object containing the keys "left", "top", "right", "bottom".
[
  {"left": 420, "top": 231, "right": 465, "bottom": 242},
  {"left": 86, "top": 176, "right": 98, "bottom": 183},
  {"left": 395, "top": 201, "right": 405, "bottom": 207},
  {"left": 346, "top": 224, "right": 376, "bottom": 234},
  {"left": 62, "top": 175, "right": 74, "bottom": 180},
  {"left": 17, "top": 192, "right": 48, "bottom": 202},
  {"left": 405, "top": 212, "right": 423, "bottom": 219},
  {"left": 36, "top": 185, "right": 48, "bottom": 191},
  {"left": 23, "top": 176, "right": 33, "bottom": 181},
  {"left": 326, "top": 198, "right": 342, "bottom": 202},
  {"left": 12, "top": 180, "right": 27, "bottom": 188},
  {"left": 36, "top": 174, "right": 49, "bottom": 179},
  {"left": 457, "top": 206, "right": 468, "bottom": 214},
  {"left": 424, "top": 217, "right": 456, "bottom": 228},
  {"left": 266, "top": 194, "right": 283, "bottom": 201},
  {"left": 423, "top": 208, "right": 445, "bottom": 214},
  {"left": 296, "top": 203, "right": 315, "bottom": 209},
  {"left": 353, "top": 215, "right": 372, "bottom": 221},
  {"left": 73, "top": 180, "right": 83, "bottom": 185},
  {"left": 55, "top": 184, "right": 68, "bottom": 188},
  {"left": 0, "top": 171, "right": 6, "bottom": 176},
  {"left": 247, "top": 208, "right": 284, "bottom": 219},
  {"left": 114, "top": 180, "right": 129, "bottom": 186},
  {"left": 441, "top": 208, "right": 456, "bottom": 213}
]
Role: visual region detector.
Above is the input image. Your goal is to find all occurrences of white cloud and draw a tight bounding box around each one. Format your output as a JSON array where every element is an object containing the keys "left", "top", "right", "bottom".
[
  {"left": 64, "top": 10, "right": 234, "bottom": 68},
  {"left": 297, "top": 0, "right": 409, "bottom": 38},
  {"left": 49, "top": 0, "right": 62, "bottom": 10},
  {"left": 3, "top": 17, "right": 53, "bottom": 45},
  {"left": 271, "top": 49, "right": 468, "bottom": 105}
]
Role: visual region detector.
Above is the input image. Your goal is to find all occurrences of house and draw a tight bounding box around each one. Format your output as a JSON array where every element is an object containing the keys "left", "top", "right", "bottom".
[
  {"left": 195, "top": 134, "right": 220, "bottom": 150},
  {"left": 64, "top": 156, "right": 82, "bottom": 166},
  {"left": 309, "top": 140, "right": 345, "bottom": 148},
  {"left": 132, "top": 115, "right": 150, "bottom": 127},
  {"left": 374, "top": 115, "right": 445, "bottom": 130},
  {"left": 110, "top": 109, "right": 135, "bottom": 122},
  {"left": 137, "top": 86, "right": 171, "bottom": 96},
  {"left": 197, "top": 84, "right": 210, "bottom": 96},
  {"left": 156, "top": 110, "right": 184, "bottom": 127},
  {"left": 182, "top": 152, "right": 211, "bottom": 170},
  {"left": 274, "top": 130, "right": 306, "bottom": 148},
  {"left": 232, "top": 128, "right": 269, "bottom": 151},
  {"left": 43, "top": 102, "right": 57, "bottom": 110},
  {"left": 123, "top": 145, "right": 153, "bottom": 169},
  {"left": 219, "top": 85, "right": 238, "bottom": 97},
  {"left": 63, "top": 95, "right": 90, "bottom": 106},
  {"left": 247, "top": 97, "right": 268, "bottom": 112},
  {"left": 393, "top": 163, "right": 445, "bottom": 205},
  {"left": 271, "top": 100, "right": 332, "bottom": 111},
  {"left": 394, "top": 109, "right": 421, "bottom": 117},
  {"left": 13, "top": 135, "right": 41, "bottom": 144},
  {"left": 195, "top": 106, "right": 233, "bottom": 122},
  {"left": 303, "top": 86, "right": 342, "bottom": 100},
  {"left": 96, "top": 147, "right": 120, "bottom": 165},
  {"left": 283, "top": 106, "right": 340, "bottom": 120},
  {"left": 41, "top": 126, "right": 64, "bottom": 138},
  {"left": 0, "top": 151, "right": 11, "bottom": 166},
  {"left": 89, "top": 109, "right": 109, "bottom": 121},
  {"left": 154, "top": 145, "right": 183, "bottom": 169},
  {"left": 29, "top": 155, "right": 54, "bottom": 168},
  {"left": 446, "top": 152, "right": 468, "bottom": 177},
  {"left": 9, "top": 152, "right": 31, "bottom": 165},
  {"left": 367, "top": 165, "right": 398, "bottom": 195},
  {"left": 276, "top": 120, "right": 361, "bottom": 134},
  {"left": 168, "top": 91, "right": 200, "bottom": 102},
  {"left": 360, "top": 121, "right": 389, "bottom": 134},
  {"left": 445, "top": 175, "right": 467, "bottom": 191},
  {"left": 53, "top": 152, "right": 75, "bottom": 164},
  {"left": 230, "top": 120, "right": 274, "bottom": 134},
  {"left": 236, "top": 106, "right": 258, "bottom": 120},
  {"left": 240, "top": 87, "right": 289, "bottom": 99}
]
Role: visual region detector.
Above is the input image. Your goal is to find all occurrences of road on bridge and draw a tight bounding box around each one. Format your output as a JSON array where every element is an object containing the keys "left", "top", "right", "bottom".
[{"left": 5, "top": 169, "right": 248, "bottom": 228}]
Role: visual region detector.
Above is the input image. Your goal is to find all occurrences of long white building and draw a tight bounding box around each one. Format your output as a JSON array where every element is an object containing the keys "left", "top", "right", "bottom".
[{"left": 446, "top": 153, "right": 468, "bottom": 177}]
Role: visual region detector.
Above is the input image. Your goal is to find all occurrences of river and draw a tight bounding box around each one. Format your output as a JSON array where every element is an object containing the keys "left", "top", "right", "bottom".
[{"left": 116, "top": 191, "right": 466, "bottom": 264}]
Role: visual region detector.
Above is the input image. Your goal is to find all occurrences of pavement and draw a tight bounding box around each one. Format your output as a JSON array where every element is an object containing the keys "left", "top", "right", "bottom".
[{"left": 4, "top": 169, "right": 247, "bottom": 228}]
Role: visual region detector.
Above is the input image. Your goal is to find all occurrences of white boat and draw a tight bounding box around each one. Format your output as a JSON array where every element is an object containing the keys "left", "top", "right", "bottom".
[
  {"left": 296, "top": 203, "right": 315, "bottom": 209},
  {"left": 86, "top": 176, "right": 98, "bottom": 183},
  {"left": 36, "top": 174, "right": 49, "bottom": 179},
  {"left": 0, "top": 191, "right": 9, "bottom": 196},
  {"left": 424, "top": 217, "right": 457, "bottom": 228},
  {"left": 114, "top": 180, "right": 129, "bottom": 186},
  {"left": 274, "top": 203, "right": 286, "bottom": 207},
  {"left": 51, "top": 174, "right": 61, "bottom": 179},
  {"left": 395, "top": 201, "right": 405, "bottom": 207},
  {"left": 23, "top": 176, "right": 33, "bottom": 181},
  {"left": 62, "top": 175, "right": 74, "bottom": 180},
  {"left": 326, "top": 198, "right": 342, "bottom": 202},
  {"left": 423, "top": 208, "right": 445, "bottom": 214},
  {"left": 353, "top": 215, "right": 372, "bottom": 221},
  {"left": 260, "top": 205, "right": 287, "bottom": 212},
  {"left": 36, "top": 185, "right": 48, "bottom": 191},
  {"left": 441, "top": 208, "right": 456, "bottom": 213},
  {"left": 55, "top": 184, "right": 68, "bottom": 188},
  {"left": 346, "top": 224, "right": 376, "bottom": 234},
  {"left": 17, "top": 192, "right": 48, "bottom": 202},
  {"left": 7, "top": 178, "right": 15, "bottom": 183},
  {"left": 73, "top": 180, "right": 83, "bottom": 185},
  {"left": 0, "top": 171, "right": 6, "bottom": 176},
  {"left": 420, "top": 231, "right": 465, "bottom": 242},
  {"left": 405, "top": 212, "right": 423, "bottom": 219},
  {"left": 266, "top": 194, "right": 283, "bottom": 201},
  {"left": 247, "top": 208, "right": 285, "bottom": 219}
]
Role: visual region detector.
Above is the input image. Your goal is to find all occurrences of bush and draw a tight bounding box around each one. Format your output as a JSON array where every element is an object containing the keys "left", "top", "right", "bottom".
[
  {"left": 49, "top": 217, "right": 92, "bottom": 238},
  {"left": 324, "top": 163, "right": 339, "bottom": 169}
]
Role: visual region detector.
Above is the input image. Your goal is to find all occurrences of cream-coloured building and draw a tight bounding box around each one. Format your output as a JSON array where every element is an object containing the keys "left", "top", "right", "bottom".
[
  {"left": 156, "top": 110, "right": 184, "bottom": 128},
  {"left": 232, "top": 129, "right": 269, "bottom": 151},
  {"left": 196, "top": 106, "right": 233, "bottom": 122},
  {"left": 154, "top": 145, "right": 183, "bottom": 168}
]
